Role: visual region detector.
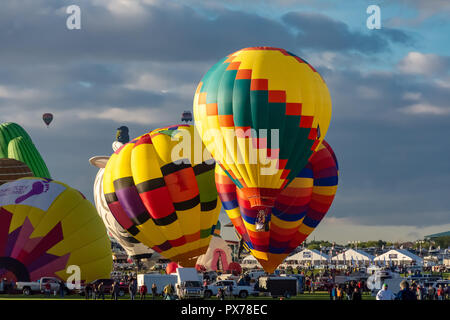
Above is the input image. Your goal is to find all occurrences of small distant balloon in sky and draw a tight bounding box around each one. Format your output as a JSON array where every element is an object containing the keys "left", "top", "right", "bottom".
[{"left": 42, "top": 113, "right": 53, "bottom": 127}]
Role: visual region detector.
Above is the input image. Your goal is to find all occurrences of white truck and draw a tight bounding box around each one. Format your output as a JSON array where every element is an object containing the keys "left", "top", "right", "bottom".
[
  {"left": 203, "top": 279, "right": 257, "bottom": 299},
  {"left": 16, "top": 277, "right": 65, "bottom": 295},
  {"left": 175, "top": 268, "right": 204, "bottom": 299}
]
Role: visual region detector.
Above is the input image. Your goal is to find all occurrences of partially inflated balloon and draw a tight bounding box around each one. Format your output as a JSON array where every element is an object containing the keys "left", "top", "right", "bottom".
[
  {"left": 0, "top": 159, "right": 34, "bottom": 186},
  {"left": 0, "top": 122, "right": 51, "bottom": 178},
  {"left": 194, "top": 47, "right": 331, "bottom": 209},
  {"left": 0, "top": 178, "right": 112, "bottom": 282},
  {"left": 103, "top": 125, "right": 221, "bottom": 267},
  {"left": 216, "top": 141, "right": 338, "bottom": 273}
]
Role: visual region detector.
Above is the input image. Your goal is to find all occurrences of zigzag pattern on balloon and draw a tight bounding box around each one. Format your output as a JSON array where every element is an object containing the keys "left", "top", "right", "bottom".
[
  {"left": 193, "top": 47, "right": 332, "bottom": 209},
  {"left": 0, "top": 178, "right": 112, "bottom": 282},
  {"left": 216, "top": 140, "right": 338, "bottom": 273}
]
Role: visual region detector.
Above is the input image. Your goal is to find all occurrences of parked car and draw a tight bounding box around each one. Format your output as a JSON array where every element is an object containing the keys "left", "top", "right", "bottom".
[
  {"left": 204, "top": 280, "right": 257, "bottom": 299},
  {"left": 175, "top": 268, "right": 204, "bottom": 299},
  {"left": 15, "top": 277, "right": 67, "bottom": 296}
]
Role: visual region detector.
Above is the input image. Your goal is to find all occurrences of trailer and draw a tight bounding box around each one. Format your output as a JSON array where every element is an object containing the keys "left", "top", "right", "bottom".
[
  {"left": 258, "top": 276, "right": 297, "bottom": 298},
  {"left": 137, "top": 273, "right": 177, "bottom": 295}
]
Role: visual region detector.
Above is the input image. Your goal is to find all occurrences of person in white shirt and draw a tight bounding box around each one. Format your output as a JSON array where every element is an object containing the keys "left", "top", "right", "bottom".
[{"left": 376, "top": 283, "right": 396, "bottom": 300}]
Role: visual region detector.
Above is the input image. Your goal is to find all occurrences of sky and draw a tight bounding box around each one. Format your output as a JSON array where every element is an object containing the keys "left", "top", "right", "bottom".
[{"left": 0, "top": 0, "right": 449, "bottom": 244}]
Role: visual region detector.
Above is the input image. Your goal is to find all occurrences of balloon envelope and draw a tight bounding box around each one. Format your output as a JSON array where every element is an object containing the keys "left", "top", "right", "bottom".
[
  {"left": 166, "top": 262, "right": 179, "bottom": 274},
  {"left": 42, "top": 113, "right": 53, "bottom": 126},
  {"left": 216, "top": 140, "right": 338, "bottom": 273},
  {"left": 194, "top": 47, "right": 332, "bottom": 209},
  {"left": 93, "top": 164, "right": 157, "bottom": 262},
  {"left": 103, "top": 125, "right": 221, "bottom": 267},
  {"left": 0, "top": 159, "right": 34, "bottom": 186},
  {"left": 0, "top": 178, "right": 112, "bottom": 282}
]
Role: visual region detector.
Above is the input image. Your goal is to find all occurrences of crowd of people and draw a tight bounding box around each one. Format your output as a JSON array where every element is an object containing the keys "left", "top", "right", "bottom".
[{"left": 376, "top": 281, "right": 449, "bottom": 300}]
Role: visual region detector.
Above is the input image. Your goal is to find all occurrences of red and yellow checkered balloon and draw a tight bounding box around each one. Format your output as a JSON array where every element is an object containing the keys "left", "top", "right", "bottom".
[{"left": 193, "top": 47, "right": 332, "bottom": 209}]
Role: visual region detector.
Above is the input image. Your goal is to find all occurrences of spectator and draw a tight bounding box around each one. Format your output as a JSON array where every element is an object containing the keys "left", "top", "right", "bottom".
[
  {"left": 351, "top": 287, "right": 362, "bottom": 301},
  {"left": 97, "top": 282, "right": 105, "bottom": 300},
  {"left": 217, "top": 287, "right": 225, "bottom": 300},
  {"left": 437, "top": 285, "right": 444, "bottom": 301},
  {"left": 84, "top": 283, "right": 91, "bottom": 300},
  {"left": 44, "top": 282, "right": 51, "bottom": 298},
  {"left": 129, "top": 278, "right": 137, "bottom": 300},
  {"left": 59, "top": 280, "right": 66, "bottom": 298},
  {"left": 336, "top": 285, "right": 344, "bottom": 300},
  {"left": 427, "top": 285, "right": 436, "bottom": 300},
  {"left": 111, "top": 281, "right": 120, "bottom": 301},
  {"left": 376, "top": 284, "right": 395, "bottom": 300},
  {"left": 140, "top": 283, "right": 147, "bottom": 300},
  {"left": 151, "top": 283, "right": 157, "bottom": 300},
  {"left": 92, "top": 282, "right": 98, "bottom": 300},
  {"left": 397, "top": 281, "right": 416, "bottom": 300},
  {"left": 416, "top": 285, "right": 423, "bottom": 300},
  {"left": 330, "top": 285, "right": 337, "bottom": 300},
  {"left": 345, "top": 283, "right": 353, "bottom": 300}
]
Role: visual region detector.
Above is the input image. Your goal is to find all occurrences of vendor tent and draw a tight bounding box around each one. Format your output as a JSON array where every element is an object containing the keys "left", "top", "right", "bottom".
[
  {"left": 241, "top": 255, "right": 262, "bottom": 269},
  {"left": 285, "top": 249, "right": 330, "bottom": 266},
  {"left": 374, "top": 249, "right": 423, "bottom": 266},
  {"left": 331, "top": 249, "right": 374, "bottom": 266}
]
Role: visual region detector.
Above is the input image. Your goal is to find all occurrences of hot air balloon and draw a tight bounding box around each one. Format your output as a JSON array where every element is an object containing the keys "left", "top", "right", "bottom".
[
  {"left": 216, "top": 140, "right": 338, "bottom": 273},
  {"left": 0, "top": 159, "right": 34, "bottom": 186},
  {"left": 90, "top": 140, "right": 158, "bottom": 267},
  {"left": 42, "top": 113, "right": 53, "bottom": 127},
  {"left": 166, "top": 262, "right": 180, "bottom": 274},
  {"left": 0, "top": 122, "right": 51, "bottom": 178},
  {"left": 102, "top": 124, "right": 221, "bottom": 267},
  {"left": 196, "top": 221, "right": 233, "bottom": 272},
  {"left": 193, "top": 47, "right": 332, "bottom": 213},
  {"left": 181, "top": 111, "right": 193, "bottom": 123},
  {"left": 0, "top": 177, "right": 112, "bottom": 282}
]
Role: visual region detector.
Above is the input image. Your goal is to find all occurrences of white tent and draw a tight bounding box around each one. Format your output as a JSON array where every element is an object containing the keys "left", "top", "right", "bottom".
[
  {"left": 374, "top": 249, "right": 423, "bottom": 266},
  {"left": 241, "top": 255, "right": 262, "bottom": 268},
  {"left": 331, "top": 249, "right": 374, "bottom": 266},
  {"left": 285, "top": 249, "right": 329, "bottom": 266}
]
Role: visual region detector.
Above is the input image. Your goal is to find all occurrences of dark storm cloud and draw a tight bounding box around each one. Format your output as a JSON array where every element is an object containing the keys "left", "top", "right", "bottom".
[
  {"left": 282, "top": 11, "right": 412, "bottom": 53},
  {"left": 322, "top": 67, "right": 450, "bottom": 226},
  {"left": 0, "top": 0, "right": 295, "bottom": 64}
]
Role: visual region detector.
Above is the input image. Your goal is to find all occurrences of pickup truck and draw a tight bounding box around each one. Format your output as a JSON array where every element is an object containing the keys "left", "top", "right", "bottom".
[
  {"left": 175, "top": 268, "right": 204, "bottom": 299},
  {"left": 203, "top": 280, "right": 257, "bottom": 299},
  {"left": 16, "top": 277, "right": 66, "bottom": 295}
]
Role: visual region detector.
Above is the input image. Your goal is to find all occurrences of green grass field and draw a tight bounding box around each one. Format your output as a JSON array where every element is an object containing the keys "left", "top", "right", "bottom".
[{"left": 0, "top": 291, "right": 375, "bottom": 300}]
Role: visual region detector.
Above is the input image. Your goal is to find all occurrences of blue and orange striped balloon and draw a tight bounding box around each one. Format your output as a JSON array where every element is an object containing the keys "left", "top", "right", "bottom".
[{"left": 216, "top": 140, "right": 338, "bottom": 273}]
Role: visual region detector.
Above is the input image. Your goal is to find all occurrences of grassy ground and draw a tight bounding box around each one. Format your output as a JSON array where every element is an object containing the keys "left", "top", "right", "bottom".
[{"left": 0, "top": 291, "right": 375, "bottom": 300}]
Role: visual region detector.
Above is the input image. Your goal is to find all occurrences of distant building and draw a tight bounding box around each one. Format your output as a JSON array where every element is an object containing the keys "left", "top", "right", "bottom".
[
  {"left": 374, "top": 249, "right": 423, "bottom": 266},
  {"left": 241, "top": 255, "right": 262, "bottom": 269},
  {"left": 331, "top": 249, "right": 374, "bottom": 266},
  {"left": 284, "top": 249, "right": 330, "bottom": 266}
]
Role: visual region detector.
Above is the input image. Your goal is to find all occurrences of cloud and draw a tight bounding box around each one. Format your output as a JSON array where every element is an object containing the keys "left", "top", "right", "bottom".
[
  {"left": 397, "top": 52, "right": 450, "bottom": 76},
  {"left": 78, "top": 107, "right": 173, "bottom": 124},
  {"left": 400, "top": 103, "right": 450, "bottom": 115},
  {"left": 282, "top": 11, "right": 412, "bottom": 54},
  {"left": 386, "top": 0, "right": 450, "bottom": 27}
]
